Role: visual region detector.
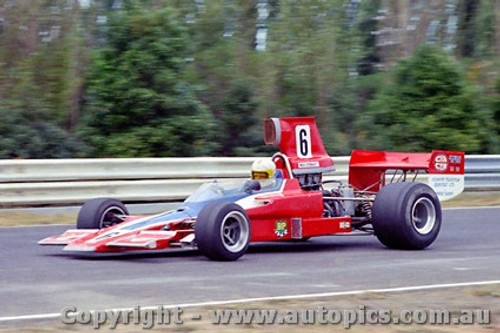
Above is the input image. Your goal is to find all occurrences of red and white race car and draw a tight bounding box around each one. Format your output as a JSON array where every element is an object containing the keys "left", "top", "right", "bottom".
[{"left": 39, "top": 117, "right": 465, "bottom": 261}]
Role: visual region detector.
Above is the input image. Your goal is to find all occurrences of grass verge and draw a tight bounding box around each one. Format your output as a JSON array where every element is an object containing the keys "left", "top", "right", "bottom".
[
  {"left": 442, "top": 191, "right": 500, "bottom": 208},
  {"left": 0, "top": 211, "right": 76, "bottom": 227}
]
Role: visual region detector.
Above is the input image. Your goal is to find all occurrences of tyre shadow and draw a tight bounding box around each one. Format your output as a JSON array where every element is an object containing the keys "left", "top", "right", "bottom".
[
  {"left": 248, "top": 236, "right": 382, "bottom": 254},
  {"left": 44, "top": 235, "right": 384, "bottom": 261}
]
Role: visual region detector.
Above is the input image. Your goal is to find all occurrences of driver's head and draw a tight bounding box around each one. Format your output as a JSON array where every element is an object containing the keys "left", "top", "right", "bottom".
[{"left": 251, "top": 158, "right": 276, "bottom": 180}]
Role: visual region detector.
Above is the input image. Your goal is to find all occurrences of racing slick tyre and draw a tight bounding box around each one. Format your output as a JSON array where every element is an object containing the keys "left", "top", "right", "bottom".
[
  {"left": 371, "top": 182, "right": 441, "bottom": 250},
  {"left": 195, "top": 202, "right": 251, "bottom": 261},
  {"left": 76, "top": 198, "right": 129, "bottom": 230}
]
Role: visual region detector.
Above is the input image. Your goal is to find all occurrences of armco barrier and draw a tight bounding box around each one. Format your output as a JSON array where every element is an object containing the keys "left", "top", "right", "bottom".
[
  {"left": 464, "top": 155, "right": 500, "bottom": 190},
  {"left": 0, "top": 155, "right": 497, "bottom": 206},
  {"left": 0, "top": 157, "right": 259, "bottom": 182}
]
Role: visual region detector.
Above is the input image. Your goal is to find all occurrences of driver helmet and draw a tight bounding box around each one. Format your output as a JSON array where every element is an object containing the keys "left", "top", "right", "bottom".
[{"left": 251, "top": 158, "right": 276, "bottom": 180}]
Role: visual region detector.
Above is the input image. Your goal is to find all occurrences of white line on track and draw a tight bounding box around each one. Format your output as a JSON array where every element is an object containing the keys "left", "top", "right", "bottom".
[{"left": 1, "top": 280, "right": 500, "bottom": 323}]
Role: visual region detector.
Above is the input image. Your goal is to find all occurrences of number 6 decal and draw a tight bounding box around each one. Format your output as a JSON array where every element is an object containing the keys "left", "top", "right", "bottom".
[{"left": 296, "top": 125, "right": 312, "bottom": 158}]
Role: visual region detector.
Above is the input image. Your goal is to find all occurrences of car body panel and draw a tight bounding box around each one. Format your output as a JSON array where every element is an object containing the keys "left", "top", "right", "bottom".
[{"left": 40, "top": 177, "right": 352, "bottom": 252}]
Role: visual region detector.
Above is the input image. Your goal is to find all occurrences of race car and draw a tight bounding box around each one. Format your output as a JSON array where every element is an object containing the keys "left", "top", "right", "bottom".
[{"left": 39, "top": 117, "right": 465, "bottom": 261}]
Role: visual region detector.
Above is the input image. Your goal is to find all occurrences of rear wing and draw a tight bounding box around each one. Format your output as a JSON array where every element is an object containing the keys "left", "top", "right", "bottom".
[{"left": 348, "top": 150, "right": 465, "bottom": 201}]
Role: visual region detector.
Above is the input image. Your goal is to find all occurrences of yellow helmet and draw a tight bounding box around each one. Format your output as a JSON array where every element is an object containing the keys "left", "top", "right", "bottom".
[{"left": 251, "top": 158, "right": 276, "bottom": 180}]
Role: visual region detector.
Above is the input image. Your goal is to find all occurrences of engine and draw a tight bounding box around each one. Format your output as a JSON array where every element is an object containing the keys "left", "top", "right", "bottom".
[
  {"left": 322, "top": 184, "right": 355, "bottom": 217},
  {"left": 295, "top": 173, "right": 322, "bottom": 191},
  {"left": 322, "top": 183, "right": 374, "bottom": 224}
]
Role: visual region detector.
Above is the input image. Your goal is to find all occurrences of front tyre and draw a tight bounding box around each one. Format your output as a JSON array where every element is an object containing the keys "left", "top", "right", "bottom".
[
  {"left": 195, "top": 202, "right": 251, "bottom": 261},
  {"left": 372, "top": 182, "right": 441, "bottom": 250},
  {"left": 76, "top": 198, "right": 129, "bottom": 229}
]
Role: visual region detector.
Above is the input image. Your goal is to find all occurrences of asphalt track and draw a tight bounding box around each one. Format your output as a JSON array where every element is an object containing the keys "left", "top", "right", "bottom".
[{"left": 0, "top": 207, "right": 499, "bottom": 325}]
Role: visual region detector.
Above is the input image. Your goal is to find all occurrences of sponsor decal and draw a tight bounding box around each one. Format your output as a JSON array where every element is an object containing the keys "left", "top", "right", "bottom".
[
  {"left": 298, "top": 161, "right": 320, "bottom": 168},
  {"left": 449, "top": 155, "right": 462, "bottom": 164},
  {"left": 340, "top": 222, "right": 350, "bottom": 229},
  {"left": 428, "top": 175, "right": 465, "bottom": 201},
  {"left": 433, "top": 154, "right": 448, "bottom": 172},
  {"left": 295, "top": 125, "right": 312, "bottom": 159},
  {"left": 274, "top": 220, "right": 288, "bottom": 237},
  {"left": 449, "top": 155, "right": 462, "bottom": 172}
]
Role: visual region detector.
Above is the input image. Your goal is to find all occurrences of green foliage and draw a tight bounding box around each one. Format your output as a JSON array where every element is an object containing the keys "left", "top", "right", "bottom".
[
  {"left": 495, "top": 77, "right": 500, "bottom": 126},
  {"left": 214, "top": 80, "right": 260, "bottom": 156},
  {"left": 474, "top": 0, "right": 496, "bottom": 59},
  {"left": 0, "top": 48, "right": 87, "bottom": 158},
  {"left": 456, "top": 0, "right": 497, "bottom": 61},
  {"left": 456, "top": 0, "right": 496, "bottom": 60},
  {"left": 364, "top": 44, "right": 488, "bottom": 153},
  {"left": 0, "top": 99, "right": 88, "bottom": 159},
  {"left": 486, "top": 76, "right": 500, "bottom": 153},
  {"left": 81, "top": 4, "right": 216, "bottom": 157},
  {"left": 0, "top": 1, "right": 85, "bottom": 126},
  {"left": 182, "top": 1, "right": 265, "bottom": 156},
  {"left": 457, "top": 0, "right": 480, "bottom": 58},
  {"left": 355, "top": 0, "right": 381, "bottom": 75},
  {"left": 1, "top": 1, "right": 500, "bottom": 159}
]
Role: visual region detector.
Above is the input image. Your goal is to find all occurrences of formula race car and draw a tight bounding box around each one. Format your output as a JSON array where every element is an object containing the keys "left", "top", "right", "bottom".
[{"left": 39, "top": 117, "right": 465, "bottom": 261}]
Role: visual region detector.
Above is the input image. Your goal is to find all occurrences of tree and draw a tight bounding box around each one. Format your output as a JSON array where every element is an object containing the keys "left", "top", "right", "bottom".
[
  {"left": 81, "top": 3, "right": 216, "bottom": 157},
  {"left": 457, "top": 0, "right": 480, "bottom": 58},
  {"left": 215, "top": 80, "right": 260, "bottom": 156},
  {"left": 182, "top": 0, "right": 264, "bottom": 156},
  {"left": 364, "top": 44, "right": 489, "bottom": 153},
  {"left": 488, "top": 77, "right": 500, "bottom": 153},
  {"left": 0, "top": 97, "right": 88, "bottom": 159},
  {"left": 0, "top": 18, "right": 88, "bottom": 159},
  {"left": 0, "top": 1, "right": 87, "bottom": 127},
  {"left": 474, "top": 0, "right": 496, "bottom": 60},
  {"left": 355, "top": 0, "right": 381, "bottom": 75}
]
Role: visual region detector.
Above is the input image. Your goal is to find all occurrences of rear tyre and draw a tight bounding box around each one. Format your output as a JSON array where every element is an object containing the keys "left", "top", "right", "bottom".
[
  {"left": 76, "top": 198, "right": 129, "bottom": 229},
  {"left": 195, "top": 202, "right": 251, "bottom": 261},
  {"left": 372, "top": 182, "right": 441, "bottom": 250}
]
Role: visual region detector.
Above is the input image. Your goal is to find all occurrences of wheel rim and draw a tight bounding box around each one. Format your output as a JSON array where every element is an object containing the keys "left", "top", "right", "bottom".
[
  {"left": 220, "top": 211, "right": 249, "bottom": 253},
  {"left": 411, "top": 197, "right": 436, "bottom": 235},
  {"left": 100, "top": 206, "right": 126, "bottom": 229}
]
